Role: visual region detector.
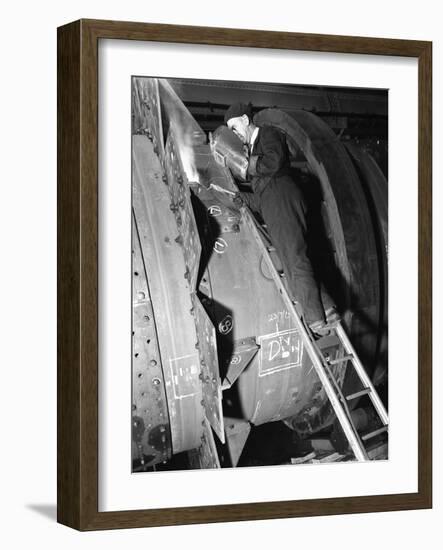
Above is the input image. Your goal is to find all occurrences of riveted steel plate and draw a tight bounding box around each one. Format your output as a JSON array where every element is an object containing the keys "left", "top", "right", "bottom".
[
  {"left": 193, "top": 295, "right": 224, "bottom": 443},
  {"left": 132, "top": 134, "right": 204, "bottom": 453},
  {"left": 164, "top": 133, "right": 202, "bottom": 290},
  {"left": 132, "top": 77, "right": 164, "bottom": 159},
  {"left": 188, "top": 418, "right": 221, "bottom": 470},
  {"left": 132, "top": 213, "right": 172, "bottom": 469}
]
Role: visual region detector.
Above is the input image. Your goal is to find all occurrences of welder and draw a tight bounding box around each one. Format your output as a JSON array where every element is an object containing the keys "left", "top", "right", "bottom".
[{"left": 212, "top": 101, "right": 339, "bottom": 335}]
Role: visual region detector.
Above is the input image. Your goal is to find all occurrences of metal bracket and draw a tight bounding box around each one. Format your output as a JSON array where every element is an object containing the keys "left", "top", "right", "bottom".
[
  {"left": 224, "top": 417, "right": 251, "bottom": 467},
  {"left": 132, "top": 213, "right": 172, "bottom": 468},
  {"left": 222, "top": 337, "right": 260, "bottom": 390}
]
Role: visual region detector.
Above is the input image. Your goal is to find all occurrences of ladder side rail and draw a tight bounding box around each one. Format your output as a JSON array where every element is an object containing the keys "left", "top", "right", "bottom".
[
  {"left": 242, "top": 208, "right": 369, "bottom": 461},
  {"left": 335, "top": 323, "right": 389, "bottom": 425}
]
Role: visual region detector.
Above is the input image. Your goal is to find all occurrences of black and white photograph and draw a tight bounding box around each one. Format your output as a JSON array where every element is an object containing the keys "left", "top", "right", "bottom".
[{"left": 131, "top": 76, "right": 389, "bottom": 472}]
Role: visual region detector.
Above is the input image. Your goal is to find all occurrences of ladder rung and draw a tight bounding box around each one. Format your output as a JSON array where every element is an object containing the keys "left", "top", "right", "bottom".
[
  {"left": 329, "top": 353, "right": 354, "bottom": 365},
  {"left": 361, "top": 426, "right": 388, "bottom": 441},
  {"left": 335, "top": 323, "right": 389, "bottom": 426},
  {"left": 278, "top": 271, "right": 286, "bottom": 278},
  {"left": 346, "top": 388, "right": 371, "bottom": 401}
]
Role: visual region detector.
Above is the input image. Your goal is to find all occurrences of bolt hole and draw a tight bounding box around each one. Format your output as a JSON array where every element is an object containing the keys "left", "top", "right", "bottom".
[
  {"left": 134, "top": 271, "right": 139, "bottom": 276},
  {"left": 134, "top": 353, "right": 139, "bottom": 358},
  {"left": 146, "top": 339, "right": 151, "bottom": 344}
]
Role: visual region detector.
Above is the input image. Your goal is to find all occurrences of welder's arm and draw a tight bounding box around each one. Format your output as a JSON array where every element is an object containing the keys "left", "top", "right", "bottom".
[
  {"left": 247, "top": 128, "right": 287, "bottom": 178},
  {"left": 209, "top": 129, "right": 249, "bottom": 182}
]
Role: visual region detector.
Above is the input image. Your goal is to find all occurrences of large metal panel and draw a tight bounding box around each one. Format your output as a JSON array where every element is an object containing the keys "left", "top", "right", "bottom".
[
  {"left": 163, "top": 128, "right": 224, "bottom": 443},
  {"left": 132, "top": 214, "right": 172, "bottom": 469},
  {"left": 188, "top": 418, "right": 221, "bottom": 470},
  {"left": 192, "top": 181, "right": 330, "bottom": 427},
  {"left": 132, "top": 134, "right": 204, "bottom": 453},
  {"left": 193, "top": 296, "right": 224, "bottom": 443},
  {"left": 164, "top": 133, "right": 201, "bottom": 289}
]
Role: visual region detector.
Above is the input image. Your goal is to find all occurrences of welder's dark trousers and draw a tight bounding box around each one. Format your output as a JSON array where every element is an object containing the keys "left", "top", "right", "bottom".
[{"left": 241, "top": 178, "right": 333, "bottom": 325}]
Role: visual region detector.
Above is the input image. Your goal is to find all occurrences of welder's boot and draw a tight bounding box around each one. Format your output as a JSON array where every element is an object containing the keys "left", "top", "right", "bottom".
[
  {"left": 309, "top": 306, "right": 341, "bottom": 337},
  {"left": 325, "top": 306, "right": 341, "bottom": 325},
  {"left": 309, "top": 319, "right": 330, "bottom": 338}
]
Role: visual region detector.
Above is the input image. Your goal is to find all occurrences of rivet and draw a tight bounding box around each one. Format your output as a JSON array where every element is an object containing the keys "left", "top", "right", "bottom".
[
  {"left": 150, "top": 359, "right": 157, "bottom": 367},
  {"left": 152, "top": 377, "right": 161, "bottom": 386}
]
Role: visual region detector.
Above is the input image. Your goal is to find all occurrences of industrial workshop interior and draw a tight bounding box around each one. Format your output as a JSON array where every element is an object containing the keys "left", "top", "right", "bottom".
[{"left": 131, "top": 77, "right": 388, "bottom": 472}]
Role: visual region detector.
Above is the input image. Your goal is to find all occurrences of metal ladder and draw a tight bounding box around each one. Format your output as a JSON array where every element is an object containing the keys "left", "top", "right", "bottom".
[{"left": 243, "top": 207, "right": 389, "bottom": 462}]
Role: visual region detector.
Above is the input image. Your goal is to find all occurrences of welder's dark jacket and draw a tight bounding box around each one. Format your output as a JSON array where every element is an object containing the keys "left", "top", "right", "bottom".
[
  {"left": 241, "top": 125, "right": 333, "bottom": 324},
  {"left": 247, "top": 126, "right": 292, "bottom": 195}
]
